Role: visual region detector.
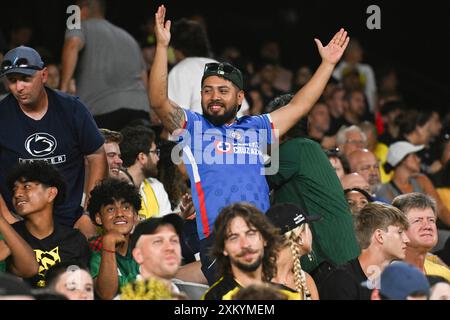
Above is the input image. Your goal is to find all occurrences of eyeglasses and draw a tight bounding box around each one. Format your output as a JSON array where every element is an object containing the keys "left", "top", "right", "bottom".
[
  {"left": 325, "top": 147, "right": 340, "bottom": 156},
  {"left": 204, "top": 62, "right": 237, "bottom": 75},
  {"left": 1, "top": 58, "right": 43, "bottom": 74},
  {"left": 148, "top": 148, "right": 160, "bottom": 157}
]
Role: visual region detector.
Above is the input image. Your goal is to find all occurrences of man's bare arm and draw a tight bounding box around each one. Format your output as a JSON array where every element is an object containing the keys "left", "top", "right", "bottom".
[
  {"left": 270, "top": 29, "right": 349, "bottom": 138},
  {"left": 60, "top": 36, "right": 84, "bottom": 92},
  {"left": 148, "top": 5, "right": 186, "bottom": 133}
]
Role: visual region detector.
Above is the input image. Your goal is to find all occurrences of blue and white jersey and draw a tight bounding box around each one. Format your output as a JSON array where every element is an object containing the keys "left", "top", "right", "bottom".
[{"left": 178, "top": 110, "right": 274, "bottom": 240}]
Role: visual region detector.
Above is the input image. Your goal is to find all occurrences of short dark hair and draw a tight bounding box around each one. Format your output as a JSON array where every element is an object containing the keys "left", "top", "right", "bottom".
[
  {"left": 76, "top": 0, "right": 106, "bottom": 15},
  {"left": 45, "top": 261, "right": 90, "bottom": 290},
  {"left": 211, "top": 202, "right": 282, "bottom": 281},
  {"left": 87, "top": 178, "right": 141, "bottom": 224},
  {"left": 171, "top": 18, "right": 212, "bottom": 58},
  {"left": 119, "top": 126, "right": 156, "bottom": 167},
  {"left": 266, "top": 94, "right": 308, "bottom": 139},
  {"left": 7, "top": 161, "right": 66, "bottom": 207}
]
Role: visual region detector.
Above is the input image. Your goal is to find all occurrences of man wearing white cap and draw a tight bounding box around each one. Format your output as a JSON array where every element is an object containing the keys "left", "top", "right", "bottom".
[{"left": 377, "top": 141, "right": 450, "bottom": 226}]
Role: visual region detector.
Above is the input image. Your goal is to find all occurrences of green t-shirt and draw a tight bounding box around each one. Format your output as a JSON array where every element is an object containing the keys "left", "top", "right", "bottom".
[
  {"left": 89, "top": 238, "right": 139, "bottom": 292},
  {"left": 0, "top": 233, "right": 5, "bottom": 272},
  {"left": 267, "top": 138, "right": 360, "bottom": 272}
]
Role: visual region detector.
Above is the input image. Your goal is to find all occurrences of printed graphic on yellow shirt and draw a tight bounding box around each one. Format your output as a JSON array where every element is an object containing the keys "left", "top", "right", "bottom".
[{"left": 34, "top": 247, "right": 61, "bottom": 287}]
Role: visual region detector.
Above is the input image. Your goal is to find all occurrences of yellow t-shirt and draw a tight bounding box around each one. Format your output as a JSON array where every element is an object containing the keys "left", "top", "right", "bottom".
[
  {"left": 374, "top": 142, "right": 393, "bottom": 184},
  {"left": 424, "top": 257, "right": 450, "bottom": 282},
  {"left": 437, "top": 188, "right": 450, "bottom": 211}
]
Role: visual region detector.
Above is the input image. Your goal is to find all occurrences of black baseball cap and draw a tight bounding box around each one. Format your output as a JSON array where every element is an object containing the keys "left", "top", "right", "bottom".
[
  {"left": 130, "top": 214, "right": 184, "bottom": 249},
  {"left": 1, "top": 46, "right": 44, "bottom": 77},
  {"left": 265, "top": 203, "right": 321, "bottom": 234},
  {"left": 201, "top": 62, "right": 244, "bottom": 90}
]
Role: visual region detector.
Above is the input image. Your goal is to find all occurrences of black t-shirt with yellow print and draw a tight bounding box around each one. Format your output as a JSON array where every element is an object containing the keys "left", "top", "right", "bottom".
[
  {"left": 201, "top": 274, "right": 301, "bottom": 300},
  {"left": 8, "top": 221, "right": 90, "bottom": 288}
]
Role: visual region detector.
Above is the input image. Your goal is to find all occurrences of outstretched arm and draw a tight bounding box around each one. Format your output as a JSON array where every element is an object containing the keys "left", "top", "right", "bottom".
[
  {"left": 148, "top": 5, "right": 186, "bottom": 133},
  {"left": 270, "top": 29, "right": 349, "bottom": 138}
]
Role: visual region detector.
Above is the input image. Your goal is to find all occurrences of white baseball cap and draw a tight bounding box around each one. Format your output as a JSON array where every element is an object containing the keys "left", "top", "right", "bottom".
[{"left": 387, "top": 141, "right": 424, "bottom": 167}]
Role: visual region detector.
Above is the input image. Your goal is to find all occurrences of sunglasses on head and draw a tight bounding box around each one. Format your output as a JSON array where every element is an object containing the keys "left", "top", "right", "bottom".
[
  {"left": 1, "top": 58, "right": 43, "bottom": 73},
  {"left": 204, "top": 62, "right": 237, "bottom": 75}
]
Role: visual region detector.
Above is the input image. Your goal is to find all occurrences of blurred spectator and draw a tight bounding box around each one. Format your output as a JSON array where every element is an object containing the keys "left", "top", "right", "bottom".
[
  {"left": 252, "top": 40, "right": 293, "bottom": 93},
  {"left": 344, "top": 188, "right": 373, "bottom": 215},
  {"left": 430, "top": 133, "right": 450, "bottom": 211},
  {"left": 45, "top": 262, "right": 94, "bottom": 300},
  {"left": 342, "top": 88, "right": 368, "bottom": 126},
  {"left": 61, "top": 0, "right": 150, "bottom": 131},
  {"left": 347, "top": 149, "right": 382, "bottom": 196},
  {"left": 326, "top": 147, "right": 350, "bottom": 182},
  {"left": 397, "top": 109, "right": 441, "bottom": 174},
  {"left": 325, "top": 86, "right": 346, "bottom": 136},
  {"left": 232, "top": 283, "right": 288, "bottom": 300},
  {"left": 341, "top": 173, "right": 370, "bottom": 194},
  {"left": 336, "top": 125, "right": 368, "bottom": 158},
  {"left": 378, "top": 100, "right": 405, "bottom": 146},
  {"left": 333, "top": 39, "right": 377, "bottom": 113},
  {"left": 380, "top": 142, "right": 450, "bottom": 227},
  {"left": 292, "top": 65, "right": 312, "bottom": 91},
  {"left": 427, "top": 275, "right": 450, "bottom": 300},
  {"left": 307, "top": 100, "right": 330, "bottom": 145},
  {"left": 7, "top": 21, "right": 33, "bottom": 50},
  {"left": 45, "top": 63, "right": 60, "bottom": 90},
  {"left": 371, "top": 262, "right": 430, "bottom": 300},
  {"left": 358, "top": 121, "right": 391, "bottom": 183},
  {"left": 0, "top": 272, "right": 35, "bottom": 300}
]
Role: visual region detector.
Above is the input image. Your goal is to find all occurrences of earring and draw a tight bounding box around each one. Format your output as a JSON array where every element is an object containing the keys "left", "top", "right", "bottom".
[{"left": 307, "top": 253, "right": 313, "bottom": 262}]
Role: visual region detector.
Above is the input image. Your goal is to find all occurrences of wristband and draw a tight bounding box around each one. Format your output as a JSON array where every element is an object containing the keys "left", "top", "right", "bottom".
[{"left": 102, "top": 248, "right": 116, "bottom": 254}]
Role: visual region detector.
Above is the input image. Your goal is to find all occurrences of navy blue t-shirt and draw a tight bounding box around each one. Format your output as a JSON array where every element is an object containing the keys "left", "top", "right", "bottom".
[{"left": 0, "top": 88, "right": 104, "bottom": 226}]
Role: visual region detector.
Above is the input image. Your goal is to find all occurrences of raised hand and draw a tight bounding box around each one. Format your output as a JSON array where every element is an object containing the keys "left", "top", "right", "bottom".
[
  {"left": 314, "top": 28, "right": 349, "bottom": 65},
  {"left": 154, "top": 5, "right": 171, "bottom": 47}
]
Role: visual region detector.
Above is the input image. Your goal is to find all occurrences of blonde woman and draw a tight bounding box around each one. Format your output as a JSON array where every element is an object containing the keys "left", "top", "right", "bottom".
[{"left": 266, "top": 203, "right": 320, "bottom": 300}]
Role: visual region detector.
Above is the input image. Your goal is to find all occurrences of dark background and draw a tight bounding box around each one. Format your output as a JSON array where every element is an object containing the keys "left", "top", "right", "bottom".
[{"left": 1, "top": 0, "right": 449, "bottom": 112}]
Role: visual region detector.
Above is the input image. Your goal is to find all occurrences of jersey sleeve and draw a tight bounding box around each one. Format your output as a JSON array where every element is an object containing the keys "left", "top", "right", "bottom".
[
  {"left": 89, "top": 251, "right": 101, "bottom": 279},
  {"left": 254, "top": 114, "right": 275, "bottom": 145}
]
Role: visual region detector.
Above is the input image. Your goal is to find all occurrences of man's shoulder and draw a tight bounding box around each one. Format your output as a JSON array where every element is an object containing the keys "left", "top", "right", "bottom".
[
  {"left": 202, "top": 275, "right": 238, "bottom": 300},
  {"left": 0, "top": 94, "right": 14, "bottom": 110}
]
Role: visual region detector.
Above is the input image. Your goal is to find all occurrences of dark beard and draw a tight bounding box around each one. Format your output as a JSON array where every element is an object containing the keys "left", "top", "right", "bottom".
[
  {"left": 203, "top": 105, "right": 239, "bottom": 126},
  {"left": 230, "top": 253, "right": 263, "bottom": 273},
  {"left": 142, "top": 165, "right": 158, "bottom": 178}
]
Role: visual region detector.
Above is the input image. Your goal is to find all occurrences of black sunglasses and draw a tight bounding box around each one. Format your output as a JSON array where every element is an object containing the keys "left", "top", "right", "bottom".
[
  {"left": 1, "top": 58, "right": 43, "bottom": 73},
  {"left": 325, "top": 147, "right": 340, "bottom": 156},
  {"left": 204, "top": 62, "right": 237, "bottom": 75}
]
